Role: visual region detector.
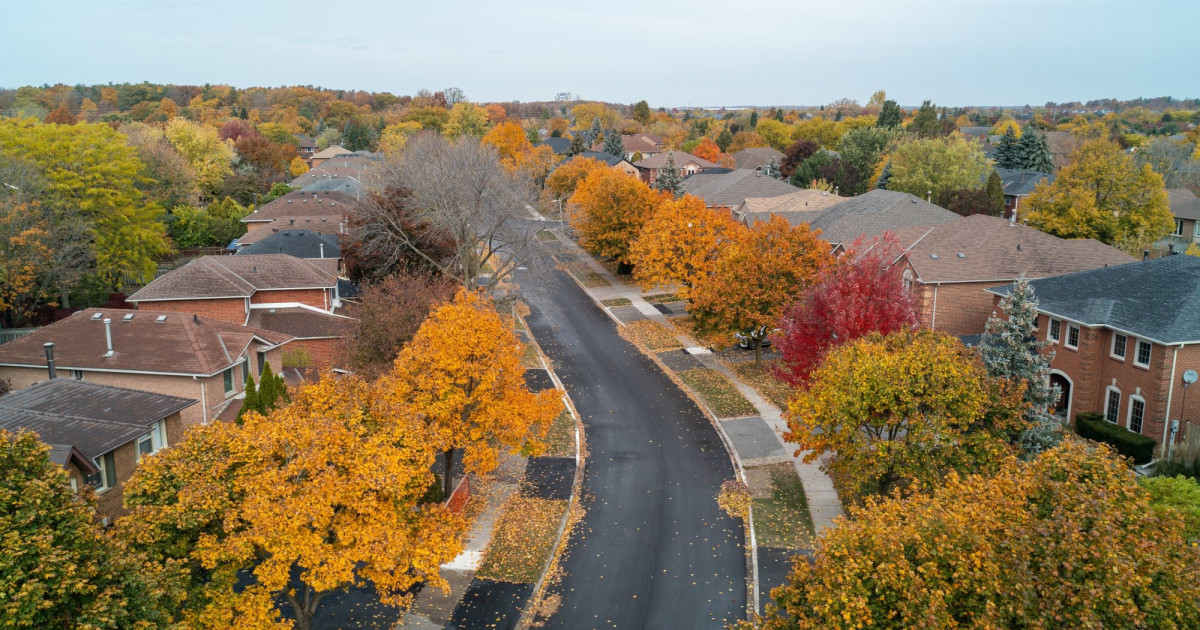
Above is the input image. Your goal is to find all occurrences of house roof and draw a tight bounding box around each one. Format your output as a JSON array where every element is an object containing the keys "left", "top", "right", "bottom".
[
  {"left": 731, "top": 147, "right": 785, "bottom": 170},
  {"left": 310, "top": 145, "right": 352, "bottom": 160},
  {"left": 805, "top": 189, "right": 961, "bottom": 247},
  {"left": 246, "top": 306, "right": 356, "bottom": 340},
  {"left": 633, "top": 150, "right": 717, "bottom": 170},
  {"left": 577, "top": 151, "right": 628, "bottom": 167},
  {"left": 47, "top": 444, "right": 99, "bottom": 474},
  {"left": 1169, "top": 189, "right": 1200, "bottom": 221},
  {"left": 958, "top": 126, "right": 993, "bottom": 138},
  {"left": 895, "top": 214, "right": 1134, "bottom": 284},
  {"left": 242, "top": 190, "right": 355, "bottom": 223},
  {"left": 538, "top": 137, "right": 572, "bottom": 155},
  {"left": 129, "top": 254, "right": 336, "bottom": 302},
  {"left": 235, "top": 229, "right": 341, "bottom": 259},
  {"left": 988, "top": 255, "right": 1200, "bottom": 345},
  {"left": 236, "top": 217, "right": 347, "bottom": 245},
  {"left": 995, "top": 167, "right": 1054, "bottom": 197},
  {"left": 0, "top": 308, "right": 290, "bottom": 377},
  {"left": 679, "top": 169, "right": 801, "bottom": 208},
  {"left": 603, "top": 134, "right": 663, "bottom": 156},
  {"left": 289, "top": 155, "right": 377, "bottom": 188},
  {"left": 295, "top": 135, "right": 316, "bottom": 149},
  {"left": 735, "top": 189, "right": 847, "bottom": 224},
  {"left": 298, "top": 178, "right": 364, "bottom": 196}
]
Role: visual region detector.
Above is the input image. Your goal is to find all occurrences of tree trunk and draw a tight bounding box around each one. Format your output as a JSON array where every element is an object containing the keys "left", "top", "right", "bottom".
[
  {"left": 443, "top": 447, "right": 456, "bottom": 499},
  {"left": 754, "top": 337, "right": 762, "bottom": 366}
]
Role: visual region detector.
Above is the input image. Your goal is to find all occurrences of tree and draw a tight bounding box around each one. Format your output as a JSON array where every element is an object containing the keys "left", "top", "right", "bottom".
[
  {"left": 985, "top": 168, "right": 1005, "bottom": 214},
  {"left": 630, "top": 194, "right": 745, "bottom": 293},
  {"left": 876, "top": 99, "right": 903, "bottom": 129},
  {"left": 120, "top": 122, "right": 201, "bottom": 210},
  {"left": 750, "top": 441, "right": 1200, "bottom": 630},
  {"left": 1141, "top": 475, "right": 1200, "bottom": 542},
  {"left": 566, "top": 131, "right": 588, "bottom": 157},
  {"left": 774, "top": 234, "right": 918, "bottom": 386},
  {"left": 236, "top": 363, "right": 287, "bottom": 423},
  {"left": 379, "top": 289, "right": 562, "bottom": 498},
  {"left": 980, "top": 276, "right": 1062, "bottom": 457},
  {"left": 344, "top": 271, "right": 458, "bottom": 379},
  {"left": 121, "top": 374, "right": 469, "bottom": 630},
  {"left": 545, "top": 155, "right": 608, "bottom": 202},
  {"left": 43, "top": 104, "right": 76, "bottom": 125},
  {"left": 163, "top": 117, "right": 235, "bottom": 197},
  {"left": 940, "top": 187, "right": 1001, "bottom": 217},
  {"left": 289, "top": 156, "right": 309, "bottom": 176},
  {"left": 653, "top": 154, "right": 683, "bottom": 197},
  {"left": 749, "top": 110, "right": 759, "bottom": 129},
  {"left": 1025, "top": 139, "right": 1173, "bottom": 254},
  {"left": 907, "top": 99, "right": 941, "bottom": 137},
  {"left": 689, "top": 215, "right": 832, "bottom": 364},
  {"left": 691, "top": 137, "right": 721, "bottom": 163},
  {"left": 716, "top": 128, "right": 733, "bottom": 152},
  {"left": 584, "top": 117, "right": 603, "bottom": 149},
  {"left": 885, "top": 135, "right": 992, "bottom": 202},
  {"left": 603, "top": 129, "right": 624, "bottom": 158},
  {"left": 1019, "top": 128, "right": 1056, "bottom": 174},
  {"left": 756, "top": 118, "right": 794, "bottom": 151},
  {"left": 784, "top": 329, "right": 1021, "bottom": 501},
  {"left": 481, "top": 121, "right": 559, "bottom": 182},
  {"left": 789, "top": 150, "right": 833, "bottom": 188},
  {"left": 341, "top": 119, "right": 377, "bottom": 151},
  {"left": 779, "top": 138, "right": 819, "bottom": 178},
  {"left": 1135, "top": 136, "right": 1200, "bottom": 190},
  {"left": 994, "top": 126, "right": 1022, "bottom": 169},
  {"left": 571, "top": 102, "right": 619, "bottom": 130},
  {"left": 443, "top": 101, "right": 491, "bottom": 139},
  {"left": 1, "top": 430, "right": 175, "bottom": 629},
  {"left": 632, "top": 100, "right": 652, "bottom": 125},
  {"left": 837, "top": 126, "right": 901, "bottom": 195},
  {"left": 570, "top": 168, "right": 669, "bottom": 265}
]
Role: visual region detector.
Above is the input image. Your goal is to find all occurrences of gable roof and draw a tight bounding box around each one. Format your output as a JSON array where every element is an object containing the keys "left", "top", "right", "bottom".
[
  {"left": 236, "top": 217, "right": 347, "bottom": 245},
  {"left": 577, "top": 151, "right": 628, "bottom": 167},
  {"left": 310, "top": 145, "right": 352, "bottom": 160},
  {"left": 806, "top": 189, "right": 960, "bottom": 247},
  {"left": 295, "top": 135, "right": 316, "bottom": 149},
  {"left": 242, "top": 190, "right": 355, "bottom": 223},
  {"left": 298, "top": 177, "right": 364, "bottom": 197},
  {"left": 680, "top": 169, "right": 801, "bottom": 208},
  {"left": 605, "top": 134, "right": 663, "bottom": 156},
  {"left": 896, "top": 214, "right": 1134, "bottom": 284},
  {"left": 988, "top": 255, "right": 1200, "bottom": 345},
  {"left": 633, "top": 150, "right": 717, "bottom": 170},
  {"left": 1169, "top": 189, "right": 1200, "bottom": 221},
  {"left": 0, "top": 308, "right": 292, "bottom": 376},
  {"left": 538, "top": 137, "right": 572, "bottom": 155},
  {"left": 735, "top": 189, "right": 848, "bottom": 225},
  {"left": 246, "top": 306, "right": 356, "bottom": 340},
  {"left": 289, "top": 155, "right": 377, "bottom": 188},
  {"left": 236, "top": 229, "right": 341, "bottom": 259},
  {"left": 129, "top": 254, "right": 336, "bottom": 302},
  {"left": 731, "top": 147, "right": 785, "bottom": 170},
  {"left": 995, "top": 167, "right": 1054, "bottom": 197}
]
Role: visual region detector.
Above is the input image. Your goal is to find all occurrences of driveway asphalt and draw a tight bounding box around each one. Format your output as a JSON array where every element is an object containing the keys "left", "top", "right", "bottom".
[{"left": 519, "top": 267, "right": 746, "bottom": 629}]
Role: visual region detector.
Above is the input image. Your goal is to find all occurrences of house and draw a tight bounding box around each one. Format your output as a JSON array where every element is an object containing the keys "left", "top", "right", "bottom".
[
  {"left": 803, "top": 189, "right": 960, "bottom": 250},
  {"left": 290, "top": 154, "right": 378, "bottom": 198},
  {"left": 0, "top": 309, "right": 291, "bottom": 426},
  {"left": 894, "top": 214, "right": 1134, "bottom": 336},
  {"left": 732, "top": 189, "right": 847, "bottom": 226},
  {"left": 679, "top": 169, "right": 801, "bottom": 210},
  {"left": 241, "top": 190, "right": 355, "bottom": 234},
  {"left": 996, "top": 167, "right": 1053, "bottom": 217},
  {"left": 988, "top": 255, "right": 1200, "bottom": 454},
  {"left": 633, "top": 150, "right": 718, "bottom": 184},
  {"left": 538, "top": 137, "right": 572, "bottom": 156},
  {"left": 296, "top": 135, "right": 318, "bottom": 159},
  {"left": 308, "top": 144, "right": 352, "bottom": 169},
  {"left": 730, "top": 147, "right": 785, "bottom": 171},
  {"left": 576, "top": 151, "right": 640, "bottom": 178},
  {"left": 127, "top": 254, "right": 348, "bottom": 368},
  {"left": 593, "top": 133, "right": 664, "bottom": 160},
  {"left": 297, "top": 177, "right": 364, "bottom": 197},
  {"left": 235, "top": 229, "right": 341, "bottom": 274},
  {"left": 0, "top": 379, "right": 195, "bottom": 521},
  {"left": 1165, "top": 189, "right": 1200, "bottom": 252}
]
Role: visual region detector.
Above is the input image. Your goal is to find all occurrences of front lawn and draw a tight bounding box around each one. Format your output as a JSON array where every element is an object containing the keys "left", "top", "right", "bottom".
[
  {"left": 476, "top": 496, "right": 568, "bottom": 584},
  {"left": 677, "top": 368, "right": 756, "bottom": 418}
]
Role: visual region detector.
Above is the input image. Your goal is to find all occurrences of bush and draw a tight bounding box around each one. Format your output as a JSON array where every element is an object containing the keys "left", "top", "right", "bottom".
[
  {"left": 1140, "top": 475, "right": 1200, "bottom": 542},
  {"left": 1075, "top": 412, "right": 1156, "bottom": 464}
]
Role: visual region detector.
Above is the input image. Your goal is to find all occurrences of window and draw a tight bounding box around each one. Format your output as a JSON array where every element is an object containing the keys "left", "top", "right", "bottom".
[
  {"left": 136, "top": 420, "right": 167, "bottom": 460},
  {"left": 1175, "top": 219, "right": 1185, "bottom": 236},
  {"left": 1105, "top": 388, "right": 1121, "bottom": 424},
  {"left": 93, "top": 452, "right": 117, "bottom": 491},
  {"left": 257, "top": 351, "right": 267, "bottom": 376},
  {"left": 1194, "top": 221, "right": 1200, "bottom": 240},
  {"left": 1128, "top": 397, "right": 1145, "bottom": 434},
  {"left": 1111, "top": 333, "right": 1127, "bottom": 360},
  {"left": 70, "top": 477, "right": 78, "bottom": 493},
  {"left": 1135, "top": 339, "right": 1152, "bottom": 368},
  {"left": 902, "top": 268, "right": 913, "bottom": 293},
  {"left": 243, "top": 361, "right": 250, "bottom": 385},
  {"left": 73, "top": 370, "right": 84, "bottom": 380},
  {"left": 1048, "top": 319, "right": 1061, "bottom": 343},
  {"left": 1066, "top": 324, "right": 1080, "bottom": 349},
  {"left": 223, "top": 368, "right": 234, "bottom": 395}
]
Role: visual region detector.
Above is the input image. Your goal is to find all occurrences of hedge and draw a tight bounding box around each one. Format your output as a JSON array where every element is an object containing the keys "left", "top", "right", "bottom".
[{"left": 1075, "top": 412, "right": 1157, "bottom": 464}]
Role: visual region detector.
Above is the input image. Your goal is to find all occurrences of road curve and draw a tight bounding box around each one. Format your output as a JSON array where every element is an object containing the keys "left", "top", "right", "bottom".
[{"left": 520, "top": 267, "right": 746, "bottom": 629}]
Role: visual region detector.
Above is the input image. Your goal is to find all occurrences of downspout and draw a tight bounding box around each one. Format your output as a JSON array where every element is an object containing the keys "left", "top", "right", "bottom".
[
  {"left": 930, "top": 284, "right": 939, "bottom": 330},
  {"left": 194, "top": 375, "right": 209, "bottom": 424},
  {"left": 1162, "top": 344, "right": 1182, "bottom": 453}
]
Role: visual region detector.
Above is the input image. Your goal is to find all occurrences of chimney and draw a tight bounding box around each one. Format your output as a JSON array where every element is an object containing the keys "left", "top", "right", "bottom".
[
  {"left": 43, "top": 342, "right": 56, "bottom": 379},
  {"left": 319, "top": 242, "right": 325, "bottom": 258},
  {"left": 103, "top": 319, "right": 114, "bottom": 358},
  {"left": 1143, "top": 250, "right": 1150, "bottom": 261}
]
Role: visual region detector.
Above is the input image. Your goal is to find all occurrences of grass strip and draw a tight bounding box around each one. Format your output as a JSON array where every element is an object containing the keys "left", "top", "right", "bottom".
[
  {"left": 600, "top": 297, "right": 632, "bottom": 307},
  {"left": 622, "top": 320, "right": 685, "bottom": 352},
  {"left": 542, "top": 409, "right": 576, "bottom": 458},
  {"left": 751, "top": 463, "right": 814, "bottom": 549},
  {"left": 677, "top": 368, "right": 756, "bottom": 418},
  {"left": 643, "top": 293, "right": 683, "bottom": 303},
  {"left": 725, "top": 359, "right": 793, "bottom": 411},
  {"left": 477, "top": 497, "right": 568, "bottom": 583}
]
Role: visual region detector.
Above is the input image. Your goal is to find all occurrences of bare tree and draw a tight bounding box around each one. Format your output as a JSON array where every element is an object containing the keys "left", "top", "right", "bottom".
[{"left": 353, "top": 133, "right": 547, "bottom": 293}]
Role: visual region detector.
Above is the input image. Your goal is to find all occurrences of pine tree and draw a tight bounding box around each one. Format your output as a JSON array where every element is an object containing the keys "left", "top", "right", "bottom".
[
  {"left": 654, "top": 154, "right": 682, "bottom": 198},
  {"left": 979, "top": 276, "right": 1062, "bottom": 458},
  {"left": 236, "top": 374, "right": 259, "bottom": 425},
  {"left": 567, "top": 132, "right": 587, "bottom": 156},
  {"left": 985, "top": 169, "right": 1005, "bottom": 216},
  {"left": 1021, "top": 129, "right": 1055, "bottom": 174},
  {"left": 994, "top": 127, "right": 1021, "bottom": 169},
  {"left": 603, "top": 129, "right": 624, "bottom": 158},
  {"left": 257, "top": 362, "right": 288, "bottom": 413},
  {"left": 716, "top": 129, "right": 733, "bottom": 152},
  {"left": 587, "top": 117, "right": 603, "bottom": 148},
  {"left": 877, "top": 100, "right": 903, "bottom": 129},
  {"left": 909, "top": 100, "right": 941, "bottom": 137},
  {"left": 875, "top": 161, "right": 892, "bottom": 189},
  {"left": 749, "top": 111, "right": 759, "bottom": 129}
]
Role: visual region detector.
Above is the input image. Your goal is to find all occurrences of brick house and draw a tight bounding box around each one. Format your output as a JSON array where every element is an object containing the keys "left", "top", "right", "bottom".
[
  {"left": 988, "top": 255, "right": 1200, "bottom": 454},
  {"left": 995, "top": 167, "right": 1053, "bottom": 217},
  {"left": 307, "top": 144, "right": 352, "bottom": 169},
  {"left": 632, "top": 150, "right": 717, "bottom": 184},
  {"left": 0, "top": 378, "right": 195, "bottom": 522},
  {"left": 240, "top": 190, "right": 354, "bottom": 235},
  {"left": 805, "top": 189, "right": 961, "bottom": 251},
  {"left": 1163, "top": 189, "right": 1200, "bottom": 253},
  {"left": 895, "top": 214, "right": 1134, "bottom": 336},
  {"left": 128, "top": 254, "right": 350, "bottom": 369},
  {"left": 0, "top": 308, "right": 291, "bottom": 426}
]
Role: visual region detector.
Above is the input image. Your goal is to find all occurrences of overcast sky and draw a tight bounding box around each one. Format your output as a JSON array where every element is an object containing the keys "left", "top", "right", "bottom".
[{"left": 8, "top": 0, "right": 1198, "bottom": 107}]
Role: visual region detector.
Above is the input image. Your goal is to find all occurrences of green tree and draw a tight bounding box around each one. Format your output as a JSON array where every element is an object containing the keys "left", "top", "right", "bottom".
[
  {"left": 342, "top": 119, "right": 377, "bottom": 151},
  {"left": 653, "top": 154, "right": 683, "bottom": 197},
  {"left": 885, "top": 135, "right": 992, "bottom": 202},
  {"left": 1141, "top": 475, "right": 1200, "bottom": 542},
  {"left": 567, "top": 132, "right": 587, "bottom": 157},
  {"left": 876, "top": 99, "right": 903, "bottom": 129},
  {"left": 789, "top": 151, "right": 833, "bottom": 188},
  {"left": 985, "top": 169, "right": 1005, "bottom": 215},
  {"left": 603, "top": 129, "right": 624, "bottom": 157},
  {"left": 716, "top": 128, "right": 733, "bottom": 152},
  {"left": 749, "top": 110, "right": 759, "bottom": 129},
  {"left": 838, "top": 126, "right": 901, "bottom": 195},
  {"left": 994, "top": 126, "right": 1022, "bottom": 169},
  {"left": 632, "top": 100, "right": 652, "bottom": 125},
  {"left": 907, "top": 99, "right": 941, "bottom": 137},
  {"left": 163, "top": 117, "right": 235, "bottom": 197},
  {"left": 166, "top": 205, "right": 215, "bottom": 247},
  {"left": 1019, "top": 128, "right": 1055, "bottom": 173}
]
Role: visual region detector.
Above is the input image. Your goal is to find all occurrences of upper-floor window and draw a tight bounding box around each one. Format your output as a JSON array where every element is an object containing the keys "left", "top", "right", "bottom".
[
  {"left": 1111, "top": 333, "right": 1127, "bottom": 360},
  {"left": 93, "top": 452, "right": 117, "bottom": 492},
  {"left": 73, "top": 370, "right": 85, "bottom": 380},
  {"left": 136, "top": 420, "right": 167, "bottom": 460},
  {"left": 1105, "top": 388, "right": 1121, "bottom": 424},
  {"left": 1066, "top": 324, "right": 1080, "bottom": 350},
  {"left": 1135, "top": 339, "right": 1152, "bottom": 368},
  {"left": 223, "top": 368, "right": 234, "bottom": 395},
  {"left": 1048, "top": 319, "right": 1061, "bottom": 343},
  {"left": 1128, "top": 396, "right": 1145, "bottom": 434}
]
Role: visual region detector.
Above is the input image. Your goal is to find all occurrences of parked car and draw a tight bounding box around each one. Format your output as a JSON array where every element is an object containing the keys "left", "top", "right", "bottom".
[{"left": 735, "top": 326, "right": 773, "bottom": 350}]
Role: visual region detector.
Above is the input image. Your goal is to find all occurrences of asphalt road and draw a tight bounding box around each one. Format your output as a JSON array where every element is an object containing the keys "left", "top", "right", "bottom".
[{"left": 520, "top": 267, "right": 746, "bottom": 629}]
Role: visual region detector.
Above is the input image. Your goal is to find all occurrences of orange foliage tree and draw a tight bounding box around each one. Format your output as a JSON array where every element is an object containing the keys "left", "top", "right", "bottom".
[
  {"left": 544, "top": 155, "right": 607, "bottom": 203},
  {"left": 379, "top": 289, "right": 562, "bottom": 498},
  {"left": 120, "top": 374, "right": 468, "bottom": 630},
  {"left": 629, "top": 194, "right": 745, "bottom": 293},
  {"left": 691, "top": 137, "right": 722, "bottom": 163},
  {"left": 568, "top": 168, "right": 671, "bottom": 267},
  {"left": 482, "top": 121, "right": 558, "bottom": 183},
  {"left": 689, "top": 215, "right": 832, "bottom": 362}
]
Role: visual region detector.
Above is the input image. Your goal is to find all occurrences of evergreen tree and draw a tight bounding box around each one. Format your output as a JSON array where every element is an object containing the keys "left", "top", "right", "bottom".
[
  {"left": 908, "top": 100, "right": 941, "bottom": 137},
  {"left": 653, "top": 154, "right": 682, "bottom": 198},
  {"left": 586, "top": 117, "right": 603, "bottom": 148},
  {"left": 985, "top": 169, "right": 1005, "bottom": 216},
  {"left": 1020, "top": 129, "right": 1055, "bottom": 174},
  {"left": 567, "top": 132, "right": 587, "bottom": 156},
  {"left": 994, "top": 127, "right": 1021, "bottom": 169},
  {"left": 236, "top": 374, "right": 259, "bottom": 424},
  {"left": 877, "top": 100, "right": 903, "bottom": 128},
  {"left": 603, "top": 129, "right": 624, "bottom": 158},
  {"left": 875, "top": 161, "right": 892, "bottom": 189},
  {"left": 979, "top": 276, "right": 1062, "bottom": 458},
  {"left": 257, "top": 362, "right": 288, "bottom": 412},
  {"left": 749, "top": 110, "right": 759, "bottom": 128},
  {"left": 763, "top": 159, "right": 782, "bottom": 180},
  {"left": 774, "top": 108, "right": 784, "bottom": 122},
  {"left": 630, "top": 150, "right": 643, "bottom": 163},
  {"left": 716, "top": 129, "right": 733, "bottom": 152}
]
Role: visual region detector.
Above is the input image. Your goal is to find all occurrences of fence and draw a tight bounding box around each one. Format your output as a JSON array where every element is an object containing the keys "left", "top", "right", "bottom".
[{"left": 0, "top": 328, "right": 39, "bottom": 346}]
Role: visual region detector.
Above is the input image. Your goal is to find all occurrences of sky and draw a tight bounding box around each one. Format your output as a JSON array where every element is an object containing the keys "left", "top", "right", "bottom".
[{"left": 6, "top": 0, "right": 1199, "bottom": 107}]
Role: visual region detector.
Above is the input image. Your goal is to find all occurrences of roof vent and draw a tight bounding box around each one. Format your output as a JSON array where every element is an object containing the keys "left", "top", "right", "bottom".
[
  {"left": 91, "top": 312, "right": 103, "bottom": 320},
  {"left": 268, "top": 308, "right": 276, "bottom": 314},
  {"left": 155, "top": 315, "right": 167, "bottom": 323},
  {"left": 911, "top": 198, "right": 917, "bottom": 204},
  {"left": 1017, "top": 243, "right": 1022, "bottom": 251},
  {"left": 122, "top": 313, "right": 134, "bottom": 321},
  {"left": 287, "top": 200, "right": 292, "bottom": 203},
  {"left": 930, "top": 253, "right": 939, "bottom": 259},
  {"left": 957, "top": 253, "right": 966, "bottom": 258}
]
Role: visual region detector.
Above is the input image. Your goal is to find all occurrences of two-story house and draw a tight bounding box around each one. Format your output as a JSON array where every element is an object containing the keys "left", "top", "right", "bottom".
[
  {"left": 239, "top": 190, "right": 354, "bottom": 237},
  {"left": 988, "top": 255, "right": 1200, "bottom": 454},
  {"left": 632, "top": 150, "right": 718, "bottom": 184}
]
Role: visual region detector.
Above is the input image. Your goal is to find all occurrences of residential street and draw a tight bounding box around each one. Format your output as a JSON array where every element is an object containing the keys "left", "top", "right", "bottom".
[{"left": 519, "top": 266, "right": 746, "bottom": 629}]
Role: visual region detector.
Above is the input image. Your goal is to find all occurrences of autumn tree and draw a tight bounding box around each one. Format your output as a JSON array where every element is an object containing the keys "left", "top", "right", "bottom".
[
  {"left": 629, "top": 194, "right": 745, "bottom": 293},
  {"left": 785, "top": 329, "right": 1021, "bottom": 500},
  {"left": 121, "top": 375, "right": 469, "bottom": 630},
  {"left": 1024, "top": 138, "right": 1173, "bottom": 254},
  {"left": 1, "top": 430, "right": 176, "bottom": 629},
  {"left": 885, "top": 135, "right": 992, "bottom": 202},
  {"left": 481, "top": 121, "right": 559, "bottom": 182},
  {"left": 570, "top": 102, "right": 619, "bottom": 130},
  {"left": 545, "top": 155, "right": 608, "bottom": 202},
  {"left": 289, "top": 156, "right": 309, "bottom": 176},
  {"left": 774, "top": 234, "right": 918, "bottom": 386},
  {"left": 689, "top": 215, "right": 832, "bottom": 363},
  {"left": 907, "top": 100, "right": 943, "bottom": 137},
  {"left": 163, "top": 117, "right": 235, "bottom": 197},
  {"left": 779, "top": 138, "right": 819, "bottom": 178},
  {"left": 443, "top": 101, "right": 491, "bottom": 139},
  {"left": 727, "top": 131, "right": 768, "bottom": 153},
  {"left": 833, "top": 126, "right": 901, "bottom": 195},
  {"left": 632, "top": 100, "right": 652, "bottom": 125},
  {"left": 750, "top": 441, "right": 1200, "bottom": 630},
  {"left": 379, "top": 290, "right": 561, "bottom": 497},
  {"left": 344, "top": 271, "right": 458, "bottom": 379},
  {"left": 691, "top": 137, "right": 722, "bottom": 163},
  {"left": 569, "top": 167, "right": 670, "bottom": 267}
]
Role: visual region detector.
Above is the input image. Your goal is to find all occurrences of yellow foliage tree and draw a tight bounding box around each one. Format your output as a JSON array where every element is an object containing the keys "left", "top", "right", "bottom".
[
  {"left": 379, "top": 121, "right": 422, "bottom": 153},
  {"left": 630, "top": 194, "right": 745, "bottom": 293},
  {"left": 991, "top": 118, "right": 1022, "bottom": 137},
  {"left": 158, "top": 97, "right": 179, "bottom": 120},
  {"left": 756, "top": 118, "right": 795, "bottom": 151},
  {"left": 545, "top": 155, "right": 607, "bottom": 202},
  {"left": 442, "top": 102, "right": 491, "bottom": 139},
  {"left": 570, "top": 102, "right": 619, "bottom": 130},
  {"left": 568, "top": 168, "right": 671, "bottom": 265},
  {"left": 288, "top": 156, "right": 309, "bottom": 177},
  {"left": 164, "top": 117, "right": 235, "bottom": 196}
]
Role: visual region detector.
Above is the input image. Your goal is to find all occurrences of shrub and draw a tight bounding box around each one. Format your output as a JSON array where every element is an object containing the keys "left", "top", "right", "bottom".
[{"left": 1075, "top": 412, "right": 1156, "bottom": 464}]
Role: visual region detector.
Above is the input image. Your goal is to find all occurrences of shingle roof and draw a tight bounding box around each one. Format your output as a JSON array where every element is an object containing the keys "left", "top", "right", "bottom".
[
  {"left": 242, "top": 190, "right": 355, "bottom": 223},
  {"left": 295, "top": 135, "right": 316, "bottom": 149},
  {"left": 988, "top": 255, "right": 1200, "bottom": 344},
  {"left": 310, "top": 145, "right": 353, "bottom": 160},
  {"left": 129, "top": 255, "right": 336, "bottom": 302},
  {"left": 236, "top": 217, "right": 347, "bottom": 245},
  {"left": 538, "top": 137, "right": 572, "bottom": 155},
  {"left": 895, "top": 214, "right": 1134, "bottom": 284},
  {"left": 995, "top": 167, "right": 1054, "bottom": 197},
  {"left": 235, "top": 230, "right": 341, "bottom": 259},
  {"left": 577, "top": 151, "right": 627, "bottom": 167},
  {"left": 298, "top": 178, "right": 364, "bottom": 196},
  {"left": 610, "top": 134, "right": 663, "bottom": 155},
  {"left": 633, "top": 150, "right": 717, "bottom": 170},
  {"left": 806, "top": 189, "right": 960, "bottom": 246},
  {"left": 731, "top": 147, "right": 785, "bottom": 170},
  {"left": 0, "top": 309, "right": 291, "bottom": 376},
  {"left": 679, "top": 169, "right": 801, "bottom": 208},
  {"left": 246, "top": 307, "right": 356, "bottom": 340},
  {"left": 289, "top": 155, "right": 376, "bottom": 188},
  {"left": 735, "top": 189, "right": 847, "bottom": 225},
  {"left": 1169, "top": 189, "right": 1200, "bottom": 221}
]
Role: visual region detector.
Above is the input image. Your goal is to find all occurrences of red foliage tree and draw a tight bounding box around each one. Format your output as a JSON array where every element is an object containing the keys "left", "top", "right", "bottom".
[
  {"left": 780, "top": 138, "right": 819, "bottom": 178},
  {"left": 218, "top": 119, "right": 256, "bottom": 142},
  {"left": 773, "top": 233, "right": 918, "bottom": 386}
]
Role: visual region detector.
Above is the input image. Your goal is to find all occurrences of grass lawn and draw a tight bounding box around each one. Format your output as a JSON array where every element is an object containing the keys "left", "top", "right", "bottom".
[
  {"left": 536, "top": 230, "right": 557, "bottom": 242},
  {"left": 521, "top": 342, "right": 542, "bottom": 369},
  {"left": 677, "top": 368, "right": 756, "bottom": 418},
  {"left": 562, "top": 262, "right": 610, "bottom": 288},
  {"left": 724, "top": 359, "right": 793, "bottom": 411},
  {"left": 476, "top": 496, "right": 568, "bottom": 583},
  {"left": 643, "top": 293, "right": 683, "bottom": 303},
  {"left": 542, "top": 409, "right": 576, "bottom": 458},
  {"left": 600, "top": 297, "right": 632, "bottom": 307},
  {"left": 751, "top": 463, "right": 814, "bottom": 549},
  {"left": 622, "top": 320, "right": 684, "bottom": 352}
]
